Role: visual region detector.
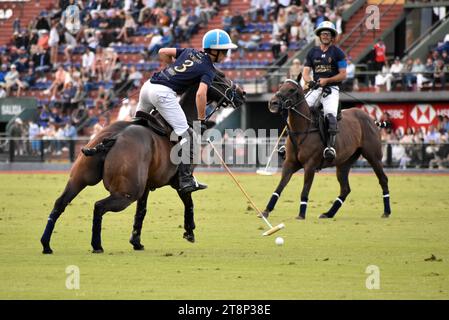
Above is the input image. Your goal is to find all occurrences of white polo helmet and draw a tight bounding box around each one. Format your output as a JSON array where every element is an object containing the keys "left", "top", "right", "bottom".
[
  {"left": 202, "top": 29, "right": 238, "bottom": 50},
  {"left": 314, "top": 21, "right": 338, "bottom": 37}
]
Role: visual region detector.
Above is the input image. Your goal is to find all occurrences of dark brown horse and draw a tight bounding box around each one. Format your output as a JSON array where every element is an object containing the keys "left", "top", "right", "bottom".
[
  {"left": 262, "top": 75, "right": 391, "bottom": 220},
  {"left": 40, "top": 74, "right": 245, "bottom": 254}
]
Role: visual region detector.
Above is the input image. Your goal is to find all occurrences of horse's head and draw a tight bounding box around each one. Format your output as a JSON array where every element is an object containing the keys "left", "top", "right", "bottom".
[
  {"left": 208, "top": 69, "right": 246, "bottom": 109},
  {"left": 269, "top": 72, "right": 304, "bottom": 114}
]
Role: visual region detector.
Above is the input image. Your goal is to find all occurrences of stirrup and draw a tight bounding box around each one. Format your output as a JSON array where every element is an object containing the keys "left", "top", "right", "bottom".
[
  {"left": 323, "top": 147, "right": 336, "bottom": 159},
  {"left": 179, "top": 176, "right": 208, "bottom": 194},
  {"left": 278, "top": 145, "right": 286, "bottom": 158}
]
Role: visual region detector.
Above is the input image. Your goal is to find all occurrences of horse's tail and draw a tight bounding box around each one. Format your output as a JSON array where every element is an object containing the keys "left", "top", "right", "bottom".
[
  {"left": 82, "top": 137, "right": 117, "bottom": 156},
  {"left": 374, "top": 121, "right": 388, "bottom": 128}
]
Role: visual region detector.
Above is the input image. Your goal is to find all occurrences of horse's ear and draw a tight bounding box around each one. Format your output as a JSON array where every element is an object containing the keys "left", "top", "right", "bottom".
[{"left": 297, "top": 72, "right": 302, "bottom": 83}]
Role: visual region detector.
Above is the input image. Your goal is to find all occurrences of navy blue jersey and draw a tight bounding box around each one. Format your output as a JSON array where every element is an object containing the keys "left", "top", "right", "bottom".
[
  {"left": 304, "top": 45, "right": 347, "bottom": 85},
  {"left": 150, "top": 48, "right": 216, "bottom": 94}
]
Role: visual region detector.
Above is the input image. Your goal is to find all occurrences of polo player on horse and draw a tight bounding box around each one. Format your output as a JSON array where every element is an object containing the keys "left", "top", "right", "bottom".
[{"left": 134, "top": 29, "right": 238, "bottom": 195}]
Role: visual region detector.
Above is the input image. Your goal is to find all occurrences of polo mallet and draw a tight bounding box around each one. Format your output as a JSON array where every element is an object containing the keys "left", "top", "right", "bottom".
[
  {"left": 256, "top": 125, "right": 288, "bottom": 176},
  {"left": 206, "top": 138, "right": 285, "bottom": 236}
]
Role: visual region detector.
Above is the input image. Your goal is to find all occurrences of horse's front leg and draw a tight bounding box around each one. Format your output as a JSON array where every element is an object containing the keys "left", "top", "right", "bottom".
[
  {"left": 262, "top": 159, "right": 301, "bottom": 218},
  {"left": 297, "top": 166, "right": 316, "bottom": 220},
  {"left": 129, "top": 187, "right": 151, "bottom": 250},
  {"left": 177, "top": 190, "right": 195, "bottom": 243}
]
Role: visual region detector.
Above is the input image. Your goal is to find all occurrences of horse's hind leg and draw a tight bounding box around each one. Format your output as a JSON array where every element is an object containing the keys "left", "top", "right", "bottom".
[
  {"left": 40, "top": 179, "right": 86, "bottom": 254},
  {"left": 91, "top": 194, "right": 133, "bottom": 253},
  {"left": 129, "top": 187, "right": 151, "bottom": 250},
  {"left": 262, "top": 160, "right": 301, "bottom": 218},
  {"left": 362, "top": 150, "right": 391, "bottom": 218},
  {"left": 177, "top": 191, "right": 195, "bottom": 243}
]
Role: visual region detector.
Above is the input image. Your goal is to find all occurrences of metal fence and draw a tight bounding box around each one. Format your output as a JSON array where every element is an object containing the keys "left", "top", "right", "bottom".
[{"left": 1, "top": 137, "right": 448, "bottom": 170}]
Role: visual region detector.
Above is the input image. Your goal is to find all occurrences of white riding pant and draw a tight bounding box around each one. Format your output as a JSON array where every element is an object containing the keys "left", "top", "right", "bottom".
[
  {"left": 305, "top": 86, "right": 339, "bottom": 117},
  {"left": 135, "top": 80, "right": 189, "bottom": 136}
]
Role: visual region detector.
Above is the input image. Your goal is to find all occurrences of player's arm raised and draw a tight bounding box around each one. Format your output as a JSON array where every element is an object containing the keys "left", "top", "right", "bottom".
[{"left": 158, "top": 48, "right": 177, "bottom": 64}]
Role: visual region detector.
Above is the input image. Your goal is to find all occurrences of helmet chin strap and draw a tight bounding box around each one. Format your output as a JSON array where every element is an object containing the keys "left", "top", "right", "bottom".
[{"left": 208, "top": 50, "right": 220, "bottom": 62}]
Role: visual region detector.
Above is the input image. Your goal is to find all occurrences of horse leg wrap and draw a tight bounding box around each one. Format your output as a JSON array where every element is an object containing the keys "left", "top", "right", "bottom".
[
  {"left": 266, "top": 192, "right": 281, "bottom": 212},
  {"left": 383, "top": 193, "right": 391, "bottom": 214},
  {"left": 299, "top": 197, "right": 308, "bottom": 218},
  {"left": 327, "top": 197, "right": 345, "bottom": 217}
]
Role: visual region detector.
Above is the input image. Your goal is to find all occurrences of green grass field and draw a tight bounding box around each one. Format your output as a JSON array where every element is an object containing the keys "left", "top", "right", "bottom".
[{"left": 0, "top": 172, "right": 448, "bottom": 299}]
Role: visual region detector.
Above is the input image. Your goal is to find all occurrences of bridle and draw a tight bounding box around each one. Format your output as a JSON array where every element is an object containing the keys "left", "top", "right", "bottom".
[
  {"left": 274, "top": 79, "right": 314, "bottom": 123},
  {"left": 208, "top": 74, "right": 242, "bottom": 110}
]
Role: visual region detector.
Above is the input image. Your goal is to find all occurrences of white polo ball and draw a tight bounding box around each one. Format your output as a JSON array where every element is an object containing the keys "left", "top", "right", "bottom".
[{"left": 275, "top": 237, "right": 284, "bottom": 246}]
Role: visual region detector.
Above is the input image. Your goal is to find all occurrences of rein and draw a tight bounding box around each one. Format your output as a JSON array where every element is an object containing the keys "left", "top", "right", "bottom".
[{"left": 275, "top": 79, "right": 324, "bottom": 148}]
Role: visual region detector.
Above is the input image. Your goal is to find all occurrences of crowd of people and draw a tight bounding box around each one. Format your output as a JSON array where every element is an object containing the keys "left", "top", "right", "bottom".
[
  {"left": 376, "top": 113, "right": 449, "bottom": 169},
  {"left": 366, "top": 35, "right": 449, "bottom": 92}
]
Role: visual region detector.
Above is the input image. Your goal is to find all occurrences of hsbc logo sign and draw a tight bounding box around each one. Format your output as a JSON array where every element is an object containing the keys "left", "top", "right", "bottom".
[
  {"left": 361, "top": 104, "right": 383, "bottom": 119},
  {"left": 410, "top": 104, "right": 436, "bottom": 124}
]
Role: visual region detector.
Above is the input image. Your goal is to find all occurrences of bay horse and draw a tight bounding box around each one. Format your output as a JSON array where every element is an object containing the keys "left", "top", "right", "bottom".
[
  {"left": 40, "top": 73, "right": 245, "bottom": 254},
  {"left": 262, "top": 74, "right": 391, "bottom": 220}
]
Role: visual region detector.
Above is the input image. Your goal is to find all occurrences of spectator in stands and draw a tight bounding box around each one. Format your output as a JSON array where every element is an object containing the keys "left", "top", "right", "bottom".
[
  {"left": 0, "top": 64, "right": 7, "bottom": 86},
  {"left": 90, "top": 116, "right": 107, "bottom": 140},
  {"left": 230, "top": 10, "right": 245, "bottom": 33},
  {"left": 63, "top": 120, "right": 78, "bottom": 142},
  {"left": 373, "top": 39, "right": 386, "bottom": 72},
  {"left": 22, "top": 67, "right": 37, "bottom": 90},
  {"left": 44, "top": 64, "right": 71, "bottom": 100},
  {"left": 28, "top": 120, "right": 42, "bottom": 155},
  {"left": 117, "top": 98, "right": 132, "bottom": 121},
  {"left": 102, "top": 46, "right": 119, "bottom": 81},
  {"left": 433, "top": 59, "right": 446, "bottom": 90},
  {"left": 237, "top": 29, "right": 263, "bottom": 58},
  {"left": 343, "top": 56, "right": 355, "bottom": 91},
  {"left": 117, "top": 11, "right": 137, "bottom": 44},
  {"left": 184, "top": 9, "right": 201, "bottom": 41},
  {"left": 62, "top": 28, "right": 78, "bottom": 63},
  {"left": 35, "top": 11, "right": 51, "bottom": 32},
  {"left": 37, "top": 29, "right": 50, "bottom": 51},
  {"left": 390, "top": 57, "right": 403, "bottom": 90},
  {"left": 137, "top": 0, "right": 155, "bottom": 25},
  {"left": 409, "top": 58, "right": 426, "bottom": 91},
  {"left": 222, "top": 9, "right": 233, "bottom": 34},
  {"left": 9, "top": 118, "right": 26, "bottom": 155},
  {"left": 374, "top": 60, "right": 392, "bottom": 92},
  {"left": 48, "top": 19, "right": 60, "bottom": 65},
  {"left": 401, "top": 58, "right": 414, "bottom": 90},
  {"left": 288, "top": 58, "right": 302, "bottom": 80},
  {"left": 32, "top": 45, "right": 51, "bottom": 74},
  {"left": 273, "top": 7, "right": 287, "bottom": 35},
  {"left": 270, "top": 32, "right": 282, "bottom": 60},
  {"left": 250, "top": 0, "right": 271, "bottom": 22},
  {"left": 61, "top": 81, "right": 77, "bottom": 111},
  {"left": 4, "top": 65, "right": 25, "bottom": 96},
  {"left": 425, "top": 125, "right": 441, "bottom": 144},
  {"left": 82, "top": 47, "right": 96, "bottom": 77}
]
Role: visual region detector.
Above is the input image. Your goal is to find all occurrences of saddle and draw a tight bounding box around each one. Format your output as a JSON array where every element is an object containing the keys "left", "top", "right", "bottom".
[
  {"left": 132, "top": 109, "right": 174, "bottom": 137},
  {"left": 309, "top": 103, "right": 342, "bottom": 147}
]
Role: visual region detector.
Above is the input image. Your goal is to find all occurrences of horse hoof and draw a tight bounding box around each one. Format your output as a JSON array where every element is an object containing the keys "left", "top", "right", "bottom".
[
  {"left": 183, "top": 232, "right": 195, "bottom": 243},
  {"left": 133, "top": 244, "right": 145, "bottom": 251},
  {"left": 381, "top": 213, "right": 390, "bottom": 219},
  {"left": 92, "top": 248, "right": 104, "bottom": 254},
  {"left": 42, "top": 248, "right": 53, "bottom": 254},
  {"left": 296, "top": 215, "right": 305, "bottom": 220}
]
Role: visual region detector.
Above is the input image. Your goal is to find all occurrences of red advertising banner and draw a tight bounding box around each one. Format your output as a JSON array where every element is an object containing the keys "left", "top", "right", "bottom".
[{"left": 357, "top": 103, "right": 449, "bottom": 133}]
